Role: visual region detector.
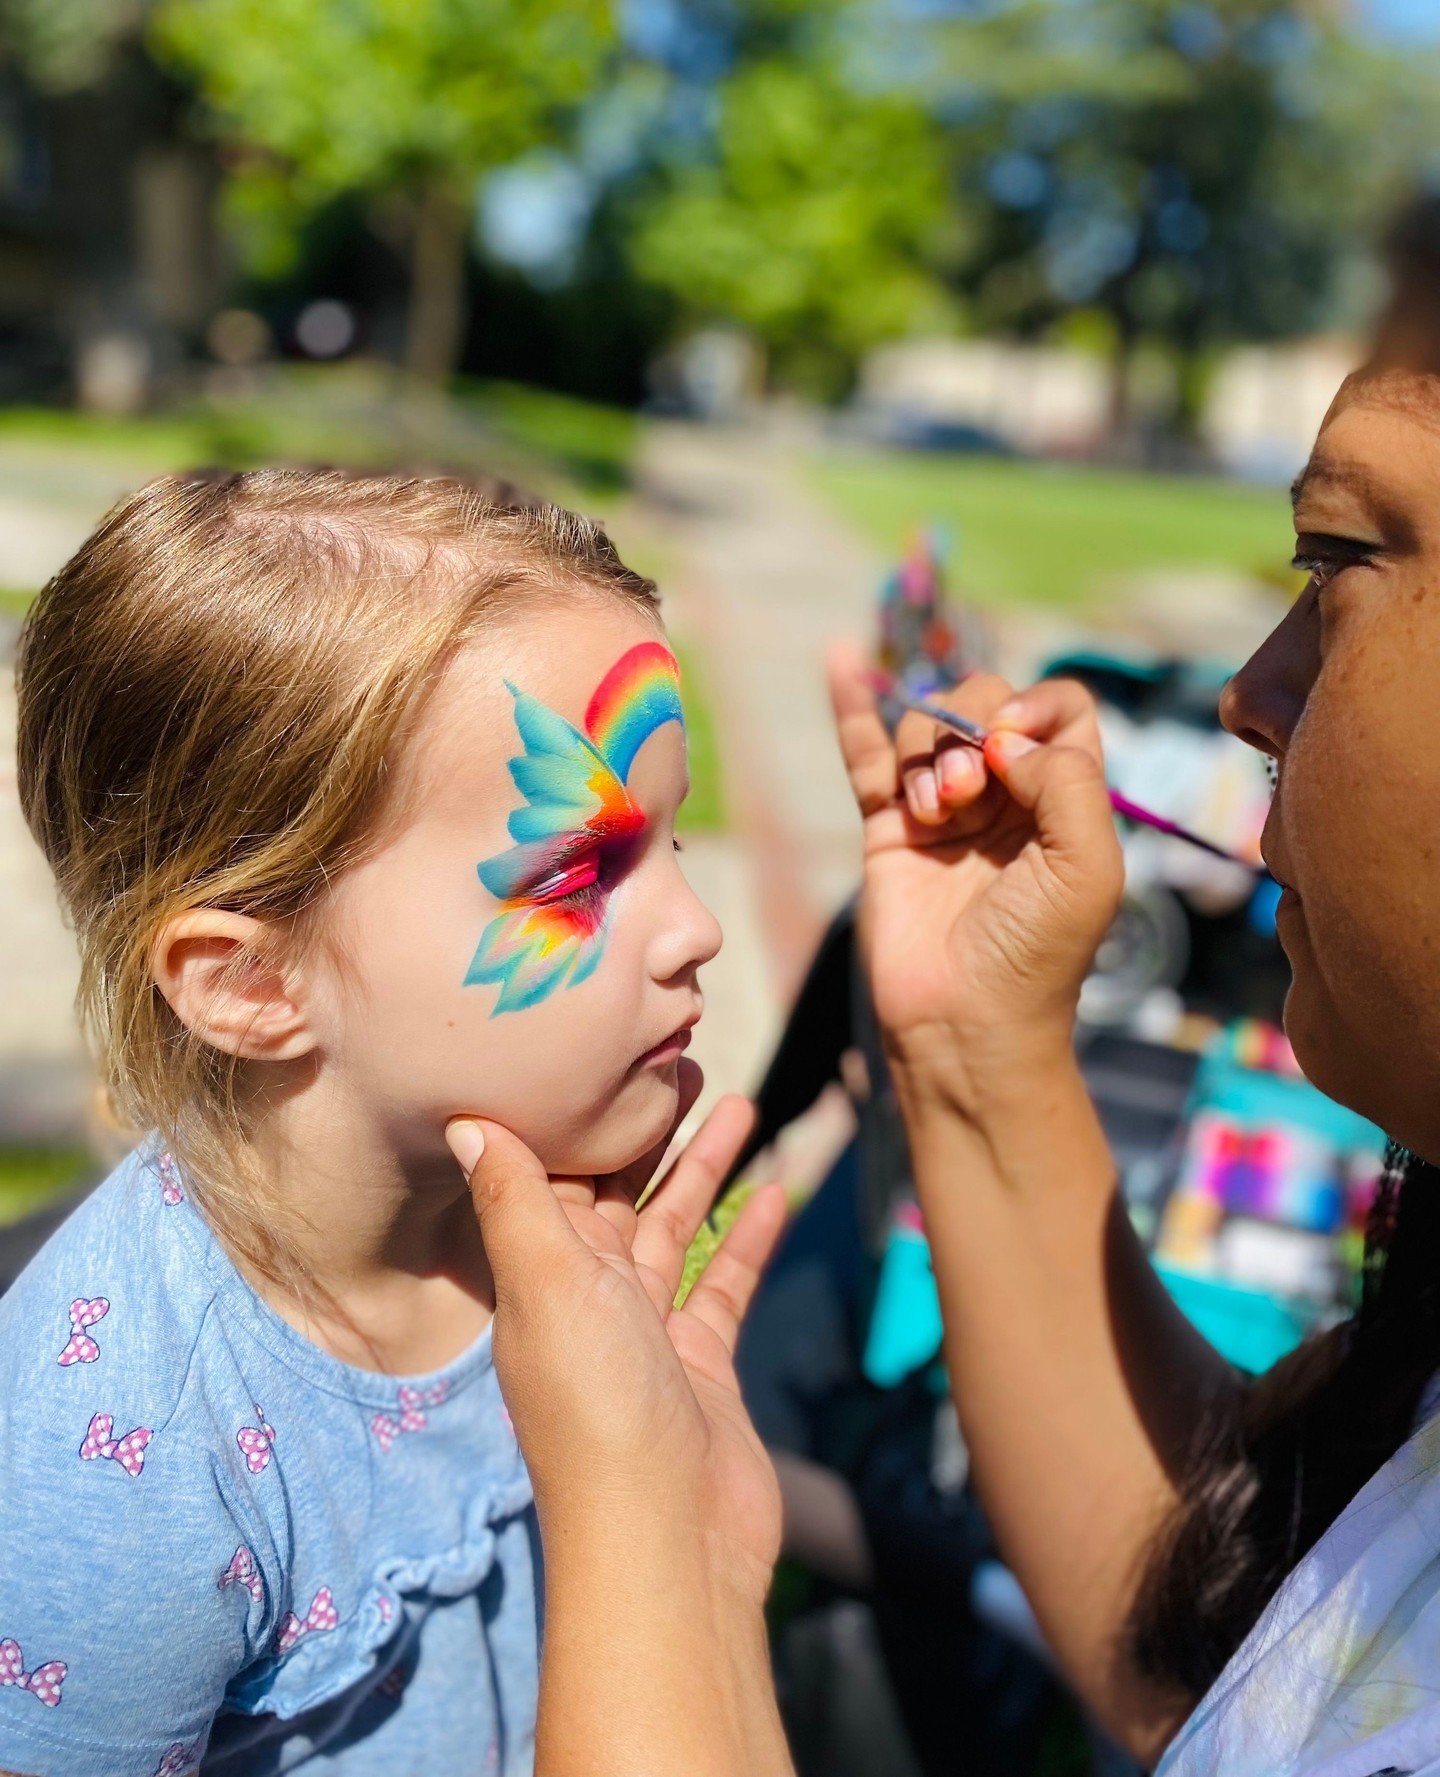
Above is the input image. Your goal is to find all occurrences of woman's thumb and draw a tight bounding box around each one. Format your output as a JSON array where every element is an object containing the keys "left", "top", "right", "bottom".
[
  {"left": 982, "top": 729, "right": 1114, "bottom": 863},
  {"left": 446, "top": 1117, "right": 575, "bottom": 1279}
]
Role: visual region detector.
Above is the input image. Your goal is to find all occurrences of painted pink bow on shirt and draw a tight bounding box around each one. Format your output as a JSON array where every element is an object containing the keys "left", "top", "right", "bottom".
[
  {"left": 370, "top": 1380, "right": 449, "bottom": 1453},
  {"left": 276, "top": 1587, "right": 337, "bottom": 1655},
  {"left": 218, "top": 1545, "right": 264, "bottom": 1604},
  {"left": 158, "top": 1152, "right": 184, "bottom": 1206},
  {"left": 0, "top": 1638, "right": 66, "bottom": 1707},
  {"left": 79, "top": 1411, "right": 151, "bottom": 1477},
  {"left": 237, "top": 1405, "right": 275, "bottom": 1474},
  {"left": 56, "top": 1295, "right": 109, "bottom": 1366}
]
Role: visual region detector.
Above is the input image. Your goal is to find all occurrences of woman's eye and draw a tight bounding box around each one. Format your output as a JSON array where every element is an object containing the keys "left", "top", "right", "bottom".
[
  {"left": 673, "top": 837, "right": 684, "bottom": 855},
  {"left": 1292, "top": 552, "right": 1342, "bottom": 592},
  {"left": 1292, "top": 535, "right": 1380, "bottom": 593}
]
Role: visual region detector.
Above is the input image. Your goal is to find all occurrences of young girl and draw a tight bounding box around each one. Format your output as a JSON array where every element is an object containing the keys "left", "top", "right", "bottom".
[{"left": 0, "top": 468, "right": 721, "bottom": 1776}]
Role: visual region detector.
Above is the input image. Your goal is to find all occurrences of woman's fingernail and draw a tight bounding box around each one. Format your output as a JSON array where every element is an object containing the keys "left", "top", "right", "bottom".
[
  {"left": 912, "top": 769, "right": 939, "bottom": 815},
  {"left": 446, "top": 1119, "right": 486, "bottom": 1177},
  {"left": 939, "top": 749, "right": 979, "bottom": 796},
  {"left": 995, "top": 699, "right": 1025, "bottom": 723},
  {"left": 988, "top": 731, "right": 1039, "bottom": 761}
]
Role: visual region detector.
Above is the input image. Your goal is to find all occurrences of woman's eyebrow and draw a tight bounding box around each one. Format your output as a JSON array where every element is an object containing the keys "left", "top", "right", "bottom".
[{"left": 1291, "top": 458, "right": 1364, "bottom": 511}]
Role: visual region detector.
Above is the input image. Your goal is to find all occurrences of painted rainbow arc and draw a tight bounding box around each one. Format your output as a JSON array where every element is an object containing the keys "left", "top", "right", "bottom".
[{"left": 584, "top": 641, "right": 684, "bottom": 778}]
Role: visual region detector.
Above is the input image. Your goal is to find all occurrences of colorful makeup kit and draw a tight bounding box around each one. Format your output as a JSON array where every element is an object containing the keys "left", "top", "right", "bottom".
[{"left": 465, "top": 641, "right": 685, "bottom": 1015}]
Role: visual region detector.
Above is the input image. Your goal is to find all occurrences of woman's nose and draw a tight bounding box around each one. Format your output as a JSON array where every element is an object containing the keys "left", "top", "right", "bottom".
[{"left": 1218, "top": 591, "right": 1319, "bottom": 762}]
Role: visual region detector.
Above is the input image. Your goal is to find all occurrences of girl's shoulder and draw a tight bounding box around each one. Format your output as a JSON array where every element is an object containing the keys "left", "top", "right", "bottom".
[
  {"left": 0, "top": 1140, "right": 279, "bottom": 1518},
  {"left": 0, "top": 1142, "right": 213, "bottom": 1390},
  {"left": 0, "top": 1147, "right": 284, "bottom": 1775}
]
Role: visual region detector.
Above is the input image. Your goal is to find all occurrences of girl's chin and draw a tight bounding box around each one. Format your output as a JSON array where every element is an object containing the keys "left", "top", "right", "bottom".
[{"left": 540, "top": 1080, "right": 681, "bottom": 1179}]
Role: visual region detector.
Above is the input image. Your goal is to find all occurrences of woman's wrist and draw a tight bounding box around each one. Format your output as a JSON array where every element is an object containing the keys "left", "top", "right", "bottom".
[
  {"left": 537, "top": 1502, "right": 789, "bottom": 1776},
  {"left": 884, "top": 1012, "right": 1081, "bottom": 1132}
]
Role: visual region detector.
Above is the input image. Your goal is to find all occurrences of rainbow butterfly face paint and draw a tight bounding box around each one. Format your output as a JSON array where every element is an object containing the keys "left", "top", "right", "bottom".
[{"left": 465, "top": 641, "right": 685, "bottom": 1015}]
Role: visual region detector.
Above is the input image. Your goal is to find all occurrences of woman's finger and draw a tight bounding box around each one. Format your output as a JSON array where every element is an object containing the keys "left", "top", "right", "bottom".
[
  {"left": 448, "top": 1118, "right": 581, "bottom": 1304},
  {"left": 680, "top": 1183, "right": 789, "bottom": 1356},
  {"left": 992, "top": 676, "right": 1103, "bottom": 759},
  {"left": 826, "top": 640, "right": 899, "bottom": 819},
  {"left": 895, "top": 673, "right": 1016, "bottom": 823},
  {"left": 982, "top": 729, "right": 1118, "bottom": 873},
  {"left": 592, "top": 1180, "right": 639, "bottom": 1247},
  {"left": 633, "top": 1094, "right": 757, "bottom": 1295}
]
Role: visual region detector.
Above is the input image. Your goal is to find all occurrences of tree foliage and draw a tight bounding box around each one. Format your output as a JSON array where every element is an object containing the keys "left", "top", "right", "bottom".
[
  {"left": 151, "top": 0, "right": 617, "bottom": 378},
  {"left": 629, "top": 53, "right": 957, "bottom": 397},
  {"left": 933, "top": 0, "right": 1439, "bottom": 411},
  {"left": 0, "top": 0, "right": 140, "bottom": 91}
]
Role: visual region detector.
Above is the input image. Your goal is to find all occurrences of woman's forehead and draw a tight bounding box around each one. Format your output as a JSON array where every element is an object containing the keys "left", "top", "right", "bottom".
[{"left": 1302, "top": 370, "right": 1440, "bottom": 519}]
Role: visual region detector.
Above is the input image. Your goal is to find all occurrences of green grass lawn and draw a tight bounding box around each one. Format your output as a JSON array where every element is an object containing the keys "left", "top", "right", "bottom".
[
  {"left": 810, "top": 447, "right": 1294, "bottom": 612},
  {"left": 0, "top": 364, "right": 641, "bottom": 508},
  {"left": 0, "top": 1145, "right": 96, "bottom": 1227}
]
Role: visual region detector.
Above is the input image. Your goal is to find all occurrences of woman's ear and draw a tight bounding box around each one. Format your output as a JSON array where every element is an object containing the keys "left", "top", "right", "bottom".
[{"left": 150, "top": 909, "right": 316, "bottom": 1062}]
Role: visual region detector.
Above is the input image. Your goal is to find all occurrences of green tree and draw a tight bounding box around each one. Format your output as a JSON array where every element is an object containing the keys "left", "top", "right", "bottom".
[
  {"left": 151, "top": 0, "right": 616, "bottom": 383},
  {"left": 933, "top": 0, "right": 1438, "bottom": 433},
  {"left": 0, "top": 0, "right": 137, "bottom": 91},
  {"left": 629, "top": 54, "right": 956, "bottom": 399}
]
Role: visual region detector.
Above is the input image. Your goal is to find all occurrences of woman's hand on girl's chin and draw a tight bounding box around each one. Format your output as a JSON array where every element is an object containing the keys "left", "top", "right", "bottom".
[
  {"left": 826, "top": 645, "right": 1124, "bottom": 1113},
  {"left": 445, "top": 1080, "right": 788, "bottom": 1604}
]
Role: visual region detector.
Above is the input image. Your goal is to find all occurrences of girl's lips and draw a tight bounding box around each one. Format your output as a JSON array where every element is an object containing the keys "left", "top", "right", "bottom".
[{"left": 635, "top": 1025, "right": 695, "bottom": 1067}]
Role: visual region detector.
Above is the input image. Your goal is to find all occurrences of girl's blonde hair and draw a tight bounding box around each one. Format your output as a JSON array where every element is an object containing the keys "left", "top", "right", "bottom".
[{"left": 15, "top": 466, "right": 658, "bottom": 1318}]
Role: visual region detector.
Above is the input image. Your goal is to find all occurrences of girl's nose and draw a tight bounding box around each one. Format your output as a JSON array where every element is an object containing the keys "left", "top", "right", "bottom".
[
  {"left": 1218, "top": 590, "right": 1319, "bottom": 763},
  {"left": 651, "top": 858, "right": 723, "bottom": 984}
]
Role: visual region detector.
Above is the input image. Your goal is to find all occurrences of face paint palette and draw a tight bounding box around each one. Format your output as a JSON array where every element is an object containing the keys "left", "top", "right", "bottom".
[{"left": 464, "top": 642, "right": 685, "bottom": 1015}]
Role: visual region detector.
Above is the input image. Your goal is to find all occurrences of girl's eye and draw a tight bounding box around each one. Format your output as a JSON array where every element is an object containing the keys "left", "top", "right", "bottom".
[
  {"left": 673, "top": 837, "right": 684, "bottom": 855},
  {"left": 529, "top": 853, "right": 601, "bottom": 904}
]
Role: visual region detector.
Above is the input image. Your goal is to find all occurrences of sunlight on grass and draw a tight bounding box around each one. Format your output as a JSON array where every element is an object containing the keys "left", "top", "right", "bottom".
[
  {"left": 0, "top": 366, "right": 642, "bottom": 507},
  {"left": 673, "top": 642, "right": 725, "bottom": 834},
  {"left": 0, "top": 1146, "right": 95, "bottom": 1228},
  {"left": 810, "top": 448, "right": 1290, "bottom": 612}
]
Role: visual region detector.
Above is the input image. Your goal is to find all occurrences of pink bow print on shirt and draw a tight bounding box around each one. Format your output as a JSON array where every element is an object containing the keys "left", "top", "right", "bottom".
[
  {"left": 158, "top": 1153, "right": 184, "bottom": 1206},
  {"left": 370, "top": 1381, "right": 449, "bottom": 1453},
  {"left": 79, "top": 1411, "right": 151, "bottom": 1477},
  {"left": 236, "top": 1406, "right": 275, "bottom": 1474},
  {"left": 276, "top": 1587, "right": 337, "bottom": 1656},
  {"left": 0, "top": 1638, "right": 66, "bottom": 1707},
  {"left": 56, "top": 1296, "right": 109, "bottom": 1366},
  {"left": 218, "top": 1545, "right": 264, "bottom": 1604}
]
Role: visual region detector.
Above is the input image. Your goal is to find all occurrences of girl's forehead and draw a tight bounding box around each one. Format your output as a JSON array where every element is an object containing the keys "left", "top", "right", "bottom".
[{"left": 397, "top": 604, "right": 677, "bottom": 817}]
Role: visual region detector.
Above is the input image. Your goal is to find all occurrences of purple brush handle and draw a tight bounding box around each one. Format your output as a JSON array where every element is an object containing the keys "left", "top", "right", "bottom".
[
  {"left": 1105, "top": 789, "right": 1246, "bottom": 864},
  {"left": 874, "top": 676, "right": 1254, "bottom": 869}
]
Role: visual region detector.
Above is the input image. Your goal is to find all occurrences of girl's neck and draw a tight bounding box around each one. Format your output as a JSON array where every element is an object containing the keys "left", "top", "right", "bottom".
[{"left": 233, "top": 1088, "right": 496, "bottom": 1376}]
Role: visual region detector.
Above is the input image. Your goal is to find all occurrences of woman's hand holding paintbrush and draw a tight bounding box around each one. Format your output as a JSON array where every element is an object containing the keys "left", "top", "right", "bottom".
[
  {"left": 867, "top": 668, "right": 1255, "bottom": 868},
  {"left": 828, "top": 644, "right": 1126, "bottom": 1105}
]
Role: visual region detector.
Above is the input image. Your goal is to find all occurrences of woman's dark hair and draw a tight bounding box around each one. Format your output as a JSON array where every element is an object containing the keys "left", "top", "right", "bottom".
[{"left": 1126, "top": 1142, "right": 1440, "bottom": 1708}]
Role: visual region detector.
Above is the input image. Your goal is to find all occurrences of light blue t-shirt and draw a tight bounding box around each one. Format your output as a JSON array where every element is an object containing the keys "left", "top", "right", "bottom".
[{"left": 0, "top": 1138, "right": 540, "bottom": 1776}]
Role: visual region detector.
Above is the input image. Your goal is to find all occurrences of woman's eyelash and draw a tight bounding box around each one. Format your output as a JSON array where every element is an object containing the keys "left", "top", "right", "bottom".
[{"left": 1292, "top": 535, "right": 1379, "bottom": 589}]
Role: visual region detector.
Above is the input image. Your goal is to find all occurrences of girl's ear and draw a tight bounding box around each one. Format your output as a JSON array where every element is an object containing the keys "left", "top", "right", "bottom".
[{"left": 150, "top": 909, "right": 316, "bottom": 1062}]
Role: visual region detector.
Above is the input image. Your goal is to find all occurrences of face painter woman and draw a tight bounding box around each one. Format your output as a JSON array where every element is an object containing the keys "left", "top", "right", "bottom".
[{"left": 446, "top": 361, "right": 1440, "bottom": 1777}]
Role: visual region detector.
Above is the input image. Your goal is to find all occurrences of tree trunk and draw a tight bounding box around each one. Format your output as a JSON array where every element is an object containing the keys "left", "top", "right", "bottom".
[{"left": 405, "top": 179, "right": 470, "bottom": 388}]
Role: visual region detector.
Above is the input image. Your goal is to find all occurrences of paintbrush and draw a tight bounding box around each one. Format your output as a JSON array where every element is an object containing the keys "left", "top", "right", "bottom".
[{"left": 867, "top": 671, "right": 1257, "bottom": 869}]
